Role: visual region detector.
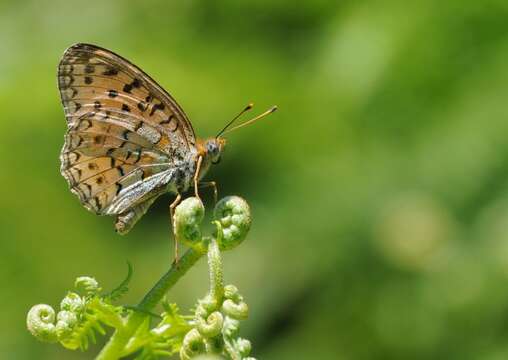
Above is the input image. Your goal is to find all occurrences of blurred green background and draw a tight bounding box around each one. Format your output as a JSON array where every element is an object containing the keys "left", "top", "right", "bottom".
[{"left": 2, "top": 0, "right": 508, "bottom": 358}]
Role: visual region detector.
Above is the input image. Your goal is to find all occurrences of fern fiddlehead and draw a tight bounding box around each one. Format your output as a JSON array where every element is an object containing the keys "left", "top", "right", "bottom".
[
  {"left": 181, "top": 197, "right": 255, "bottom": 360},
  {"left": 27, "top": 196, "right": 256, "bottom": 359}
]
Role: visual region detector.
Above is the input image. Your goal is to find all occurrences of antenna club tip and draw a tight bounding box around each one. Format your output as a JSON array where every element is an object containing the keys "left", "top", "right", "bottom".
[
  {"left": 271, "top": 106, "right": 278, "bottom": 113},
  {"left": 245, "top": 103, "right": 254, "bottom": 110}
]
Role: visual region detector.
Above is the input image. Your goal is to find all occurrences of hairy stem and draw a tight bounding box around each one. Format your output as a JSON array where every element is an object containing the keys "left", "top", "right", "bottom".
[
  {"left": 96, "top": 247, "right": 206, "bottom": 360},
  {"left": 208, "top": 224, "right": 224, "bottom": 303}
]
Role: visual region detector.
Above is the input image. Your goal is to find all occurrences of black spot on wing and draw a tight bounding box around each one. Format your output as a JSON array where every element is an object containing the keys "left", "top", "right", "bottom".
[
  {"left": 121, "top": 129, "right": 130, "bottom": 140},
  {"left": 103, "top": 67, "right": 118, "bottom": 76},
  {"left": 137, "top": 101, "right": 147, "bottom": 112},
  {"left": 134, "top": 150, "right": 142, "bottom": 163},
  {"left": 92, "top": 196, "right": 101, "bottom": 210},
  {"left": 132, "top": 78, "right": 141, "bottom": 88},
  {"left": 123, "top": 78, "right": 141, "bottom": 93},
  {"left": 94, "top": 135, "right": 105, "bottom": 144},
  {"left": 149, "top": 103, "right": 165, "bottom": 116},
  {"left": 160, "top": 114, "right": 174, "bottom": 125},
  {"left": 76, "top": 118, "right": 92, "bottom": 131},
  {"left": 116, "top": 166, "right": 125, "bottom": 176}
]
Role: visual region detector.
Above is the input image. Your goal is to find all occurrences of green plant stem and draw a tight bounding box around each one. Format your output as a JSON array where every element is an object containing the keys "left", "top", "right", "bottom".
[
  {"left": 138, "top": 245, "right": 206, "bottom": 310},
  {"left": 208, "top": 236, "right": 224, "bottom": 303},
  {"left": 96, "top": 246, "right": 206, "bottom": 360}
]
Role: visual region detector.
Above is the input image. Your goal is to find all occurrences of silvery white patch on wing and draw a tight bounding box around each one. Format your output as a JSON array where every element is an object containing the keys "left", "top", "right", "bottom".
[
  {"left": 104, "top": 169, "right": 176, "bottom": 215},
  {"left": 137, "top": 123, "right": 162, "bottom": 144}
]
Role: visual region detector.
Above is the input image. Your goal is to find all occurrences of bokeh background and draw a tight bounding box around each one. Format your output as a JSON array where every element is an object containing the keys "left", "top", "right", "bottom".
[{"left": 2, "top": 0, "right": 508, "bottom": 358}]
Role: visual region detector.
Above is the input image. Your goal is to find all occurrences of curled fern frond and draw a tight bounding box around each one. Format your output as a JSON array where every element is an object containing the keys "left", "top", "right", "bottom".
[
  {"left": 26, "top": 304, "right": 58, "bottom": 343},
  {"left": 60, "top": 306, "right": 107, "bottom": 351},
  {"left": 175, "top": 197, "right": 206, "bottom": 249},
  {"left": 222, "top": 285, "right": 249, "bottom": 320},
  {"left": 27, "top": 274, "right": 123, "bottom": 351},
  {"left": 181, "top": 221, "right": 255, "bottom": 360},
  {"left": 28, "top": 196, "right": 255, "bottom": 360},
  {"left": 105, "top": 261, "right": 133, "bottom": 301},
  {"left": 180, "top": 328, "right": 206, "bottom": 360},
  {"left": 75, "top": 277, "right": 102, "bottom": 296},
  {"left": 181, "top": 284, "right": 254, "bottom": 360},
  {"left": 213, "top": 196, "right": 251, "bottom": 251}
]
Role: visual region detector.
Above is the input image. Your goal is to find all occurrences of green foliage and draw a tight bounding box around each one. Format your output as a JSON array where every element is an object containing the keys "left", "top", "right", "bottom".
[
  {"left": 27, "top": 281, "right": 119, "bottom": 351},
  {"left": 27, "top": 196, "right": 254, "bottom": 359}
]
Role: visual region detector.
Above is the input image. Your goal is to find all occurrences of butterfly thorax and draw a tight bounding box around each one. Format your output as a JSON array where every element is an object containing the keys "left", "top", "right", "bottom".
[{"left": 165, "top": 150, "right": 198, "bottom": 194}]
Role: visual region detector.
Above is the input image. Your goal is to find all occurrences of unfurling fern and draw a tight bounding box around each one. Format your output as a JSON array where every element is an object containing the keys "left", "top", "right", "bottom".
[{"left": 27, "top": 196, "right": 256, "bottom": 360}]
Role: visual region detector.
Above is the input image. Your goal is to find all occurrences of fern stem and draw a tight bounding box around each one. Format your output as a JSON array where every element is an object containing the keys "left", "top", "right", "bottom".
[
  {"left": 139, "top": 246, "right": 207, "bottom": 310},
  {"left": 95, "top": 323, "right": 134, "bottom": 360},
  {"left": 95, "top": 247, "right": 206, "bottom": 360}
]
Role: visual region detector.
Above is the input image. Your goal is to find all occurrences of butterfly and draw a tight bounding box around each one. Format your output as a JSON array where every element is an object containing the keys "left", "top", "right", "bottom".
[{"left": 58, "top": 43, "right": 276, "bottom": 238}]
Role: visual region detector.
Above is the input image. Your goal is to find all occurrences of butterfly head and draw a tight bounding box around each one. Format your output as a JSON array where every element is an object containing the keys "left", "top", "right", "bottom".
[{"left": 204, "top": 137, "right": 226, "bottom": 165}]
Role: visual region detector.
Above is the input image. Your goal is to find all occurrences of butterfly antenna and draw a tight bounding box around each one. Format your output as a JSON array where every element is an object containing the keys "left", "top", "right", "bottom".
[
  {"left": 216, "top": 103, "right": 254, "bottom": 138},
  {"left": 221, "top": 106, "right": 278, "bottom": 135}
]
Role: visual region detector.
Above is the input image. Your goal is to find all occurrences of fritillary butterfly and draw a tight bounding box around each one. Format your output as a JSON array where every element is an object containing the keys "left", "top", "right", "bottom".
[{"left": 58, "top": 43, "right": 276, "bottom": 236}]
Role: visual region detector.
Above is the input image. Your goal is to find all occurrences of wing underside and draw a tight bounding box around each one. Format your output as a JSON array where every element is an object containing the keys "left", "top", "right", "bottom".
[{"left": 58, "top": 43, "right": 197, "bottom": 230}]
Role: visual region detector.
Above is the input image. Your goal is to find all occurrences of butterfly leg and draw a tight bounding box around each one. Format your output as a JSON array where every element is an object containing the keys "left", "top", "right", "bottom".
[
  {"left": 193, "top": 155, "right": 204, "bottom": 201},
  {"left": 169, "top": 193, "right": 182, "bottom": 263},
  {"left": 199, "top": 181, "right": 218, "bottom": 204}
]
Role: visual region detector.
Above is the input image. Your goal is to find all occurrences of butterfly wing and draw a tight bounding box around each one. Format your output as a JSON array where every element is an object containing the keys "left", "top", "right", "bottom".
[{"left": 58, "top": 43, "right": 197, "bottom": 217}]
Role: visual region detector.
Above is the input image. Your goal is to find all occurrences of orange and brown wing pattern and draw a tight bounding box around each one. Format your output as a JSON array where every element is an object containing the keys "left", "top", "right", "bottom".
[
  {"left": 60, "top": 113, "right": 170, "bottom": 214},
  {"left": 58, "top": 43, "right": 197, "bottom": 215},
  {"left": 58, "top": 43, "right": 196, "bottom": 157}
]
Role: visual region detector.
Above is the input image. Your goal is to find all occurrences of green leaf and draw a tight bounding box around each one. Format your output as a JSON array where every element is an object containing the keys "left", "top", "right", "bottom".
[{"left": 105, "top": 261, "right": 133, "bottom": 301}]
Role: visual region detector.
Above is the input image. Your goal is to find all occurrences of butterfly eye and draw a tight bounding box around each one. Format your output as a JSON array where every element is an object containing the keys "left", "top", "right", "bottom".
[{"left": 207, "top": 141, "right": 219, "bottom": 156}]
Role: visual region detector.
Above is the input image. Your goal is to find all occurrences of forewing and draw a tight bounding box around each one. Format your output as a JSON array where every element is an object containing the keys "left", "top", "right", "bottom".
[
  {"left": 58, "top": 43, "right": 196, "bottom": 215},
  {"left": 58, "top": 43, "right": 196, "bottom": 156}
]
